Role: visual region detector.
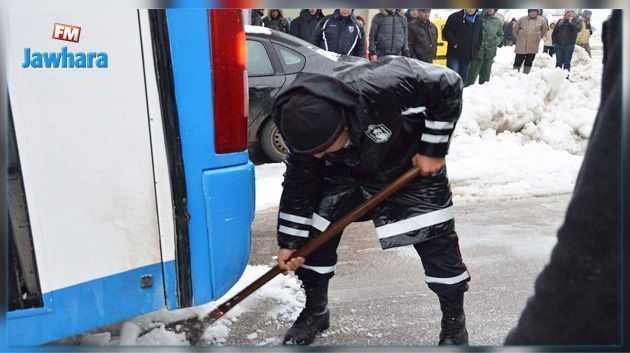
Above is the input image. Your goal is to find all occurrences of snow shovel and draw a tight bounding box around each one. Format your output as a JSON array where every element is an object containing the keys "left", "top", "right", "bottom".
[{"left": 162, "top": 165, "right": 424, "bottom": 344}]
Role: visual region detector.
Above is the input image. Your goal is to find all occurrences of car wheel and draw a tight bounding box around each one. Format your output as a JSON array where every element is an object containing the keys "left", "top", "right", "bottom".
[{"left": 260, "top": 120, "right": 287, "bottom": 162}]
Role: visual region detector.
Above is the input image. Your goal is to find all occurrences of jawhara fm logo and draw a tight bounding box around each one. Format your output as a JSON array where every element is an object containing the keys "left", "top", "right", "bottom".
[{"left": 22, "top": 22, "right": 108, "bottom": 69}]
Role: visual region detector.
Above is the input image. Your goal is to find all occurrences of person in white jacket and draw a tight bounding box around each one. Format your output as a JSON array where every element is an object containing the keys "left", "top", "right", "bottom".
[{"left": 543, "top": 22, "right": 556, "bottom": 57}]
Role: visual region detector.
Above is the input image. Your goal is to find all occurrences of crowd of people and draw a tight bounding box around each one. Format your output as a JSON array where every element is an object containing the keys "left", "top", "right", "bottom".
[
  {"left": 501, "top": 9, "right": 593, "bottom": 75},
  {"left": 251, "top": 8, "right": 595, "bottom": 85}
]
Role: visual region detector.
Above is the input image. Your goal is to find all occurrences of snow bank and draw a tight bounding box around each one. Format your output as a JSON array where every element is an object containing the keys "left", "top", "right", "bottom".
[
  {"left": 450, "top": 40, "right": 602, "bottom": 199},
  {"left": 88, "top": 265, "right": 304, "bottom": 345}
]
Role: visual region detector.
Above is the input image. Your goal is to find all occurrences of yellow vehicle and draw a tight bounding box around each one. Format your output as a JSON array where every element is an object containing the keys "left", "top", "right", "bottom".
[{"left": 433, "top": 17, "right": 447, "bottom": 66}]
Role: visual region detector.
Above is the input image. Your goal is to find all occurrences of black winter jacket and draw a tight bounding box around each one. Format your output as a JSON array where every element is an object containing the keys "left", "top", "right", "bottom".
[
  {"left": 289, "top": 9, "right": 324, "bottom": 42},
  {"left": 263, "top": 10, "right": 289, "bottom": 33},
  {"left": 408, "top": 19, "right": 438, "bottom": 63},
  {"left": 552, "top": 18, "right": 582, "bottom": 46},
  {"left": 272, "top": 57, "right": 463, "bottom": 249},
  {"left": 442, "top": 10, "right": 483, "bottom": 60},
  {"left": 312, "top": 10, "right": 366, "bottom": 57},
  {"left": 368, "top": 9, "right": 410, "bottom": 56}
]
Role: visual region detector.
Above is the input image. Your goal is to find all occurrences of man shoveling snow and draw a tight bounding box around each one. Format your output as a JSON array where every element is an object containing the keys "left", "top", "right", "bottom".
[{"left": 271, "top": 56, "right": 470, "bottom": 345}]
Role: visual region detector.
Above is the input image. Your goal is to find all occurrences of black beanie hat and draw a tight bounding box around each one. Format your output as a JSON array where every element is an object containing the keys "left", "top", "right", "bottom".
[
  {"left": 278, "top": 92, "right": 346, "bottom": 154},
  {"left": 272, "top": 72, "right": 359, "bottom": 154}
]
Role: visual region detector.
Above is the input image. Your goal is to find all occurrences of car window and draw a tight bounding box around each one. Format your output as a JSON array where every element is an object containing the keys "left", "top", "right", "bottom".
[
  {"left": 273, "top": 30, "right": 341, "bottom": 62},
  {"left": 246, "top": 40, "right": 274, "bottom": 76},
  {"left": 272, "top": 43, "right": 305, "bottom": 74}
]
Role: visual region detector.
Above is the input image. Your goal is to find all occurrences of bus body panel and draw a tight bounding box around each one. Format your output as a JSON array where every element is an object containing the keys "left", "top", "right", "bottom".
[
  {"left": 202, "top": 162, "right": 254, "bottom": 298},
  {"left": 166, "top": 9, "right": 253, "bottom": 306},
  {"left": 138, "top": 9, "right": 179, "bottom": 310},
  {"left": 7, "top": 9, "right": 168, "bottom": 345},
  {"left": 7, "top": 8, "right": 254, "bottom": 345}
]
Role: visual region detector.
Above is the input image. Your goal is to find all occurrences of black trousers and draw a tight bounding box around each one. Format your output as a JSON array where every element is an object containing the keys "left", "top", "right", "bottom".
[
  {"left": 514, "top": 53, "right": 536, "bottom": 68},
  {"left": 543, "top": 45, "right": 555, "bottom": 57},
  {"left": 295, "top": 166, "right": 470, "bottom": 297}
]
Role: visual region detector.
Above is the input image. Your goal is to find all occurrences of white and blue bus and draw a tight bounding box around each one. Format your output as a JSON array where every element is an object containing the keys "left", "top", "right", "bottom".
[{"left": 6, "top": 9, "right": 254, "bottom": 345}]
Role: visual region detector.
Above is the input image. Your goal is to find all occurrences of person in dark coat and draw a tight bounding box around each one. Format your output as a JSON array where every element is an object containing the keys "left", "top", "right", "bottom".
[
  {"left": 312, "top": 9, "right": 365, "bottom": 58},
  {"left": 408, "top": 9, "right": 438, "bottom": 63},
  {"left": 263, "top": 9, "right": 289, "bottom": 33},
  {"left": 552, "top": 9, "right": 582, "bottom": 73},
  {"left": 503, "top": 18, "right": 516, "bottom": 46},
  {"left": 251, "top": 9, "right": 264, "bottom": 26},
  {"left": 505, "top": 9, "right": 621, "bottom": 345},
  {"left": 368, "top": 9, "right": 410, "bottom": 59},
  {"left": 272, "top": 56, "right": 469, "bottom": 346},
  {"left": 289, "top": 9, "right": 324, "bottom": 42},
  {"left": 442, "top": 9, "right": 483, "bottom": 81}
]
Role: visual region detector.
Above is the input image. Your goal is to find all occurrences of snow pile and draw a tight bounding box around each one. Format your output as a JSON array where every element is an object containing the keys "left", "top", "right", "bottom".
[
  {"left": 459, "top": 43, "right": 602, "bottom": 153},
  {"left": 196, "top": 265, "right": 304, "bottom": 345},
  {"left": 83, "top": 265, "right": 304, "bottom": 345},
  {"left": 448, "top": 39, "right": 602, "bottom": 199}
]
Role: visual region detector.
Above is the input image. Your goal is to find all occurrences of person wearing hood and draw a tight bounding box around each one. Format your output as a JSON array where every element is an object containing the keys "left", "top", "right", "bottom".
[
  {"left": 289, "top": 9, "right": 324, "bottom": 42},
  {"left": 442, "top": 9, "right": 483, "bottom": 81},
  {"left": 512, "top": 9, "right": 548, "bottom": 74},
  {"left": 368, "top": 9, "right": 410, "bottom": 60},
  {"left": 272, "top": 56, "right": 469, "bottom": 346},
  {"left": 312, "top": 9, "right": 365, "bottom": 57},
  {"left": 263, "top": 9, "right": 289, "bottom": 33},
  {"left": 553, "top": 9, "right": 582, "bottom": 73},
  {"left": 251, "top": 9, "right": 264, "bottom": 26},
  {"left": 465, "top": 9, "right": 504, "bottom": 86}
]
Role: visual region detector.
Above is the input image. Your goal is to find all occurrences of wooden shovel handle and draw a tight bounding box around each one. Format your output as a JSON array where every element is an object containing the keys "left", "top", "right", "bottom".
[{"left": 206, "top": 166, "right": 423, "bottom": 321}]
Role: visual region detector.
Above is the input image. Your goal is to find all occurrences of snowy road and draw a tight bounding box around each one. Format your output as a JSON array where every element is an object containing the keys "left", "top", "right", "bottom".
[{"left": 221, "top": 193, "right": 570, "bottom": 346}]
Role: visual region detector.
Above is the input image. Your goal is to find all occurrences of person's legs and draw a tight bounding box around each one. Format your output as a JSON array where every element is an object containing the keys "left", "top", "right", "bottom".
[
  {"left": 465, "top": 56, "right": 483, "bottom": 87},
  {"left": 564, "top": 44, "right": 576, "bottom": 72},
  {"left": 446, "top": 56, "right": 461, "bottom": 74},
  {"left": 478, "top": 57, "right": 494, "bottom": 84},
  {"left": 285, "top": 168, "right": 365, "bottom": 345},
  {"left": 514, "top": 54, "right": 526, "bottom": 71},
  {"left": 459, "top": 59, "right": 471, "bottom": 81},
  {"left": 577, "top": 42, "right": 591, "bottom": 57},
  {"left": 414, "top": 232, "right": 470, "bottom": 345},
  {"left": 549, "top": 45, "right": 556, "bottom": 57},
  {"left": 523, "top": 53, "right": 535, "bottom": 74},
  {"left": 555, "top": 45, "right": 563, "bottom": 68}
]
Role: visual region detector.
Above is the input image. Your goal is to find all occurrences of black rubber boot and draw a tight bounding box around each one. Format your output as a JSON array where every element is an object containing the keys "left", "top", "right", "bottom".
[
  {"left": 438, "top": 292, "right": 469, "bottom": 345},
  {"left": 513, "top": 65, "right": 520, "bottom": 72},
  {"left": 523, "top": 66, "right": 532, "bottom": 74},
  {"left": 283, "top": 276, "right": 330, "bottom": 345}
]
